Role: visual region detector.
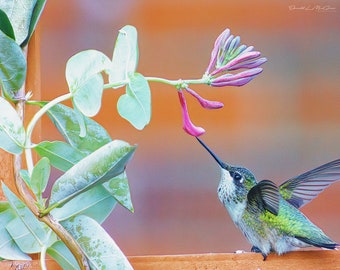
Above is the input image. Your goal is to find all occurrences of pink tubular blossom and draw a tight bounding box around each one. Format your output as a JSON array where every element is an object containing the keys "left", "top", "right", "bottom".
[
  {"left": 212, "top": 67, "right": 263, "bottom": 83},
  {"left": 185, "top": 87, "right": 224, "bottom": 109},
  {"left": 205, "top": 29, "right": 231, "bottom": 74},
  {"left": 178, "top": 91, "right": 205, "bottom": 136},
  {"left": 211, "top": 76, "right": 255, "bottom": 87},
  {"left": 211, "top": 68, "right": 263, "bottom": 87},
  {"left": 228, "top": 57, "right": 267, "bottom": 71},
  {"left": 205, "top": 28, "right": 266, "bottom": 88},
  {"left": 211, "top": 51, "right": 261, "bottom": 76}
]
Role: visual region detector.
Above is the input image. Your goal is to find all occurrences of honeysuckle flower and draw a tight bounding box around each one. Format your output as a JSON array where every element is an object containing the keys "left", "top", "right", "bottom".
[
  {"left": 184, "top": 87, "right": 224, "bottom": 109},
  {"left": 178, "top": 90, "right": 205, "bottom": 136},
  {"left": 210, "top": 67, "right": 263, "bottom": 87},
  {"left": 205, "top": 28, "right": 267, "bottom": 87}
]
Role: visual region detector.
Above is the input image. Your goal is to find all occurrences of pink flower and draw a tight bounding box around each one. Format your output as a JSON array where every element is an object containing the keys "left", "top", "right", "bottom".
[
  {"left": 205, "top": 28, "right": 267, "bottom": 87},
  {"left": 178, "top": 90, "right": 205, "bottom": 137},
  {"left": 185, "top": 87, "right": 224, "bottom": 109}
]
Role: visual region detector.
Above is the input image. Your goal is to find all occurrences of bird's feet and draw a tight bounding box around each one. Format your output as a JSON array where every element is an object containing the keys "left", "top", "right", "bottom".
[{"left": 251, "top": 246, "right": 267, "bottom": 261}]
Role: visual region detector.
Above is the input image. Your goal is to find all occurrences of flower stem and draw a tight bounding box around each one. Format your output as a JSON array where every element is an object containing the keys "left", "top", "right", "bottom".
[
  {"left": 144, "top": 76, "right": 208, "bottom": 87},
  {"left": 25, "top": 93, "right": 72, "bottom": 175}
]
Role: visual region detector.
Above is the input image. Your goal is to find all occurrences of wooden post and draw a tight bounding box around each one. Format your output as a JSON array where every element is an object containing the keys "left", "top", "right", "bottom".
[
  {"left": 0, "top": 26, "right": 41, "bottom": 200},
  {"left": 128, "top": 251, "right": 340, "bottom": 270}
]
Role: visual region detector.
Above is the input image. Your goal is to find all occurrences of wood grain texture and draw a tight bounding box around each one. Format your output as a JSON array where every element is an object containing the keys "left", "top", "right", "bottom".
[
  {"left": 0, "top": 259, "right": 61, "bottom": 270},
  {"left": 129, "top": 251, "right": 340, "bottom": 270}
]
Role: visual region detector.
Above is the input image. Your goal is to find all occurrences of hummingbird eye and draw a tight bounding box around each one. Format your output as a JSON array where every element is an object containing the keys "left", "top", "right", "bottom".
[{"left": 234, "top": 172, "right": 243, "bottom": 182}]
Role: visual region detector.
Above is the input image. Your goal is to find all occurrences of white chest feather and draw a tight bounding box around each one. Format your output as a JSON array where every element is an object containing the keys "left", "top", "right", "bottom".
[{"left": 217, "top": 169, "right": 246, "bottom": 223}]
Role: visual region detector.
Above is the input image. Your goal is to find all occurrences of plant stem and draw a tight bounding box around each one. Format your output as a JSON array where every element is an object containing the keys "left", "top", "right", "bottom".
[
  {"left": 103, "top": 76, "right": 208, "bottom": 89},
  {"left": 13, "top": 59, "right": 89, "bottom": 269},
  {"left": 145, "top": 76, "right": 208, "bottom": 87},
  {"left": 40, "top": 245, "right": 47, "bottom": 270},
  {"left": 25, "top": 93, "right": 72, "bottom": 175}
]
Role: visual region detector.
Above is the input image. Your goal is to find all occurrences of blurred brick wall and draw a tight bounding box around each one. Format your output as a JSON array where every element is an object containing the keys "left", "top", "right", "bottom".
[{"left": 40, "top": 1, "right": 340, "bottom": 255}]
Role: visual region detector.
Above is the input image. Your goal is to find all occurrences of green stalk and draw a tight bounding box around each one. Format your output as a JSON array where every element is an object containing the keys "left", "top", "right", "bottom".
[{"left": 25, "top": 93, "right": 72, "bottom": 175}]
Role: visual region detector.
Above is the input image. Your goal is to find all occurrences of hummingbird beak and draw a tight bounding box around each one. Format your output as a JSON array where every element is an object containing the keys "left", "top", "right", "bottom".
[{"left": 196, "top": 137, "right": 228, "bottom": 169}]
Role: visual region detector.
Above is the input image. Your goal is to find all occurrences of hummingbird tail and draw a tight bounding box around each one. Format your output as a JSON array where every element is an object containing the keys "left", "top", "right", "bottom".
[{"left": 296, "top": 236, "right": 339, "bottom": 250}]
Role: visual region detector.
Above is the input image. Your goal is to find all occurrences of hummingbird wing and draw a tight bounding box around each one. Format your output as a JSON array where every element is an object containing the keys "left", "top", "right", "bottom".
[
  {"left": 247, "top": 180, "right": 280, "bottom": 215},
  {"left": 279, "top": 159, "right": 340, "bottom": 208}
]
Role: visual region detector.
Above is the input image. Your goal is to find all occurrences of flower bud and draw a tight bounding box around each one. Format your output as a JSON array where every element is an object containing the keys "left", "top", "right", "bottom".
[
  {"left": 211, "top": 68, "right": 263, "bottom": 87},
  {"left": 205, "top": 28, "right": 266, "bottom": 88},
  {"left": 178, "top": 91, "right": 205, "bottom": 136},
  {"left": 185, "top": 87, "right": 224, "bottom": 109}
]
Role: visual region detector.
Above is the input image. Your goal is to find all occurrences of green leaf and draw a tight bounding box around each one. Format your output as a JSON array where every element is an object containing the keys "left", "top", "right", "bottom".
[
  {"left": 49, "top": 140, "right": 136, "bottom": 208},
  {"left": 0, "top": 31, "right": 27, "bottom": 98},
  {"left": 0, "top": 0, "right": 37, "bottom": 45},
  {"left": 0, "top": 206, "right": 31, "bottom": 260},
  {"left": 52, "top": 185, "right": 116, "bottom": 224},
  {"left": 0, "top": 201, "right": 10, "bottom": 212},
  {"left": 0, "top": 9, "right": 15, "bottom": 40},
  {"left": 117, "top": 72, "right": 151, "bottom": 130},
  {"left": 31, "top": 157, "right": 50, "bottom": 203},
  {"left": 73, "top": 73, "right": 103, "bottom": 117},
  {"left": 66, "top": 50, "right": 111, "bottom": 117},
  {"left": 36, "top": 102, "right": 112, "bottom": 155},
  {"left": 0, "top": 97, "right": 25, "bottom": 154},
  {"left": 6, "top": 216, "right": 57, "bottom": 254},
  {"left": 47, "top": 241, "right": 79, "bottom": 270},
  {"left": 73, "top": 106, "right": 87, "bottom": 138},
  {"left": 109, "top": 25, "right": 138, "bottom": 86},
  {"left": 62, "top": 215, "right": 133, "bottom": 270},
  {"left": 35, "top": 141, "right": 86, "bottom": 172},
  {"left": 21, "top": 0, "right": 47, "bottom": 47},
  {"left": 2, "top": 183, "right": 57, "bottom": 254},
  {"left": 103, "top": 172, "right": 134, "bottom": 212},
  {"left": 19, "top": 170, "right": 31, "bottom": 189}
]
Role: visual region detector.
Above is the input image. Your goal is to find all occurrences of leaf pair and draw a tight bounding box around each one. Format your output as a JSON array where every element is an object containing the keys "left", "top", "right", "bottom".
[
  {"left": 34, "top": 102, "right": 135, "bottom": 212},
  {"left": 48, "top": 216, "right": 133, "bottom": 270},
  {"left": 65, "top": 25, "right": 151, "bottom": 130},
  {"left": 0, "top": 1, "right": 46, "bottom": 99},
  {"left": 1, "top": 184, "right": 57, "bottom": 258}
]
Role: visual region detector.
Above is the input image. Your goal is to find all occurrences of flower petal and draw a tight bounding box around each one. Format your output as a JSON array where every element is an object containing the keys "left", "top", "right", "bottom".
[
  {"left": 228, "top": 57, "right": 267, "bottom": 71},
  {"left": 211, "top": 76, "right": 255, "bottom": 87},
  {"left": 178, "top": 91, "right": 205, "bottom": 136},
  {"left": 185, "top": 87, "right": 224, "bottom": 109},
  {"left": 206, "top": 29, "right": 231, "bottom": 74},
  {"left": 211, "top": 68, "right": 263, "bottom": 87},
  {"left": 211, "top": 51, "right": 261, "bottom": 76}
]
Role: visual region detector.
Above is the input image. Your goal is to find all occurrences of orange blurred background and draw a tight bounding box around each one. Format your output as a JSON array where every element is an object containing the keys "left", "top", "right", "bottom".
[{"left": 39, "top": 1, "right": 340, "bottom": 256}]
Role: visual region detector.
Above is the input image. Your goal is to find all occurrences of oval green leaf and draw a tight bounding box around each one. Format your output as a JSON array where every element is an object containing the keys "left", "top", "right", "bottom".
[
  {"left": 35, "top": 141, "right": 86, "bottom": 172},
  {"left": 72, "top": 73, "right": 104, "bottom": 117},
  {"left": 47, "top": 241, "right": 79, "bottom": 270},
  {"left": 62, "top": 215, "right": 133, "bottom": 270},
  {"left": 21, "top": 0, "right": 47, "bottom": 47},
  {"left": 109, "top": 25, "right": 138, "bottom": 86},
  {"left": 0, "top": 0, "right": 36, "bottom": 45},
  {"left": 0, "top": 31, "right": 26, "bottom": 99},
  {"left": 117, "top": 73, "right": 151, "bottom": 130},
  {"left": 0, "top": 10, "right": 15, "bottom": 40},
  {"left": 31, "top": 157, "right": 50, "bottom": 201},
  {"left": 2, "top": 183, "right": 57, "bottom": 254},
  {"left": 0, "top": 97, "right": 25, "bottom": 154},
  {"left": 66, "top": 50, "right": 111, "bottom": 117},
  {"left": 49, "top": 140, "right": 136, "bottom": 208},
  {"left": 0, "top": 208, "right": 31, "bottom": 260},
  {"left": 103, "top": 172, "right": 134, "bottom": 212},
  {"left": 52, "top": 185, "right": 116, "bottom": 224},
  {"left": 35, "top": 102, "right": 112, "bottom": 155}
]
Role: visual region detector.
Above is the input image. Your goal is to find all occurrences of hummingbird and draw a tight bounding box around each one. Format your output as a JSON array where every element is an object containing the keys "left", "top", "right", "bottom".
[{"left": 196, "top": 137, "right": 339, "bottom": 260}]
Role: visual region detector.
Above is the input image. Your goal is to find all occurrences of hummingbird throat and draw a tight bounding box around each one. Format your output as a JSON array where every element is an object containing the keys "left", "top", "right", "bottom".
[{"left": 218, "top": 168, "right": 247, "bottom": 223}]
